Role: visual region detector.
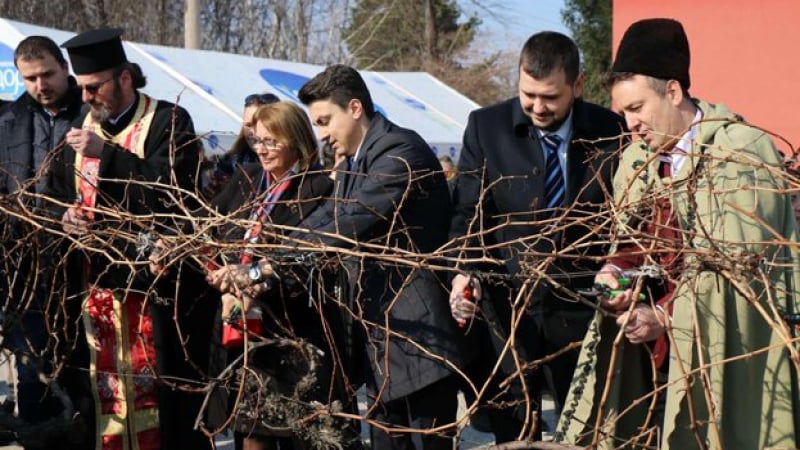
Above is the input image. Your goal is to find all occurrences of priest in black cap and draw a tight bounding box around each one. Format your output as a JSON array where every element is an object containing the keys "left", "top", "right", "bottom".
[
  {"left": 47, "top": 28, "right": 214, "bottom": 450},
  {"left": 555, "top": 18, "right": 800, "bottom": 450}
]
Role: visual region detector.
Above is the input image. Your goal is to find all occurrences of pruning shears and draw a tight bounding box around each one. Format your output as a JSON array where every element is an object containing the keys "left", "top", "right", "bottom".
[
  {"left": 577, "top": 277, "right": 646, "bottom": 301},
  {"left": 577, "top": 265, "right": 662, "bottom": 302}
]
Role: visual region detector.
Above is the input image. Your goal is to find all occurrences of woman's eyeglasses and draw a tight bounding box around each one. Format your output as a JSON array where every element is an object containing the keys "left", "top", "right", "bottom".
[
  {"left": 247, "top": 136, "right": 281, "bottom": 150},
  {"left": 244, "top": 93, "right": 279, "bottom": 107},
  {"left": 79, "top": 77, "right": 114, "bottom": 94}
]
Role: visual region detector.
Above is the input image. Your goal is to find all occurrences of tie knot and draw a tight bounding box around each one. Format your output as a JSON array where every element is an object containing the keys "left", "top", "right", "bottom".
[{"left": 542, "top": 134, "right": 561, "bottom": 151}]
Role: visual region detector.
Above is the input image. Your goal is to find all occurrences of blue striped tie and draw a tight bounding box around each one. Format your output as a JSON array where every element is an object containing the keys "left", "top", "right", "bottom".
[{"left": 542, "top": 134, "right": 564, "bottom": 214}]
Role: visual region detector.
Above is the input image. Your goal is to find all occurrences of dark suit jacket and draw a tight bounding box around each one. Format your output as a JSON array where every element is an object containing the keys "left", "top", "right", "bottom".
[
  {"left": 449, "top": 98, "right": 625, "bottom": 362},
  {"left": 295, "top": 113, "right": 470, "bottom": 402},
  {"left": 450, "top": 97, "right": 624, "bottom": 293}
]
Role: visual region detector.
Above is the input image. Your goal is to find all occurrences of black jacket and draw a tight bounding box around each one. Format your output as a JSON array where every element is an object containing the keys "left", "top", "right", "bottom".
[
  {"left": 0, "top": 81, "right": 83, "bottom": 201},
  {"left": 45, "top": 93, "right": 210, "bottom": 450},
  {"left": 0, "top": 84, "right": 83, "bottom": 307},
  {"left": 295, "top": 113, "right": 471, "bottom": 402},
  {"left": 210, "top": 162, "right": 335, "bottom": 347},
  {"left": 204, "top": 163, "right": 353, "bottom": 433},
  {"left": 450, "top": 97, "right": 625, "bottom": 299},
  {"left": 46, "top": 93, "right": 202, "bottom": 290}
]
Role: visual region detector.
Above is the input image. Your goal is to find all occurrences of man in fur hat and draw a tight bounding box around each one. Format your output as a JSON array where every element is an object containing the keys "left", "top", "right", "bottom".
[{"left": 555, "top": 18, "right": 800, "bottom": 450}]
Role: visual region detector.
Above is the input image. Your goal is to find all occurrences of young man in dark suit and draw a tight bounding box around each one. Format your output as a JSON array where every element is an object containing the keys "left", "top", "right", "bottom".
[
  {"left": 447, "top": 31, "right": 625, "bottom": 443},
  {"left": 290, "top": 64, "right": 471, "bottom": 450}
]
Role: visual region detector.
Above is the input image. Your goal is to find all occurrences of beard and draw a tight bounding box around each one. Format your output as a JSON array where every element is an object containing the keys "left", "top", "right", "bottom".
[
  {"left": 89, "top": 103, "right": 112, "bottom": 122},
  {"left": 537, "top": 103, "right": 574, "bottom": 132},
  {"left": 35, "top": 91, "right": 55, "bottom": 107},
  {"left": 88, "top": 78, "right": 122, "bottom": 123}
]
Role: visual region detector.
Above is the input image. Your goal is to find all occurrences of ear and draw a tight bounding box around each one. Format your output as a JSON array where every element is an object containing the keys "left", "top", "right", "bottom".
[
  {"left": 572, "top": 72, "right": 585, "bottom": 98},
  {"left": 348, "top": 99, "right": 364, "bottom": 120},
  {"left": 666, "top": 79, "right": 684, "bottom": 106},
  {"left": 118, "top": 68, "right": 133, "bottom": 89}
]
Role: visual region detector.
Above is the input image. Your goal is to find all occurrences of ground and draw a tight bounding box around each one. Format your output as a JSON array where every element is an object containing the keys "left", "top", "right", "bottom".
[{"left": 0, "top": 355, "right": 554, "bottom": 449}]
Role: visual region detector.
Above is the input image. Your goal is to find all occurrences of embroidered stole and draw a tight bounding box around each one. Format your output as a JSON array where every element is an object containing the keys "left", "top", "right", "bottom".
[{"left": 76, "top": 93, "right": 162, "bottom": 450}]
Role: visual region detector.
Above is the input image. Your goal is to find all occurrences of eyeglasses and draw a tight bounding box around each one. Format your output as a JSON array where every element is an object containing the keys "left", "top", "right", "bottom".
[
  {"left": 79, "top": 77, "right": 114, "bottom": 94},
  {"left": 247, "top": 136, "right": 281, "bottom": 150},
  {"left": 244, "top": 93, "right": 280, "bottom": 107}
]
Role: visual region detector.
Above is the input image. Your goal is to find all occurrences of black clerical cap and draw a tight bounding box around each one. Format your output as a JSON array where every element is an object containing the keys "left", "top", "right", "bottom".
[
  {"left": 612, "top": 18, "right": 691, "bottom": 90},
  {"left": 61, "top": 28, "right": 127, "bottom": 75}
]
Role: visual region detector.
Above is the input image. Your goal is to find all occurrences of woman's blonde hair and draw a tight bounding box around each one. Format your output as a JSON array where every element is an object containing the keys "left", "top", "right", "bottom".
[{"left": 252, "top": 101, "right": 318, "bottom": 171}]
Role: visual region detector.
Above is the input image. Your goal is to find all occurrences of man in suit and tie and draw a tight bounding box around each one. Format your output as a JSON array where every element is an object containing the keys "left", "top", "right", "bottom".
[
  {"left": 447, "top": 31, "right": 625, "bottom": 443},
  {"left": 289, "top": 64, "right": 471, "bottom": 449}
]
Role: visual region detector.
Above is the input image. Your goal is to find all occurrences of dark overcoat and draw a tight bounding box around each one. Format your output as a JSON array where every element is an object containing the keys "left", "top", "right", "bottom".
[{"left": 295, "top": 113, "right": 471, "bottom": 402}]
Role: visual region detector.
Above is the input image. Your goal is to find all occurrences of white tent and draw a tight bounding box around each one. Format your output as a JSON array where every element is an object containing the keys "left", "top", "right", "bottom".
[{"left": 0, "top": 18, "right": 478, "bottom": 161}]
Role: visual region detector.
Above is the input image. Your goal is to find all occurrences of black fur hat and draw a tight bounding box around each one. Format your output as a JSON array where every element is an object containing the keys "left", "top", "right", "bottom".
[{"left": 612, "top": 18, "right": 691, "bottom": 90}]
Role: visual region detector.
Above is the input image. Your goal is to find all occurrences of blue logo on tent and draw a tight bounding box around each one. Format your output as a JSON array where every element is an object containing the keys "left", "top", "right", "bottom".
[
  {"left": 259, "top": 69, "right": 308, "bottom": 102},
  {"left": 404, "top": 98, "right": 426, "bottom": 111},
  {"left": 259, "top": 68, "right": 388, "bottom": 118},
  {"left": 191, "top": 79, "right": 214, "bottom": 95},
  {"left": 369, "top": 74, "right": 426, "bottom": 112},
  {"left": 0, "top": 43, "right": 25, "bottom": 100}
]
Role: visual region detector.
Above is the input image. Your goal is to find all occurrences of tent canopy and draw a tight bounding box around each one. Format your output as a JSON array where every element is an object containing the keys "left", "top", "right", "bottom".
[{"left": 0, "top": 18, "right": 478, "bottom": 160}]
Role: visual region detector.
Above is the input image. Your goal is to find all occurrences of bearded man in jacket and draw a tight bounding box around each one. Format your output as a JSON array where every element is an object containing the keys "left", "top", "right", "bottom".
[{"left": 47, "top": 28, "right": 212, "bottom": 450}]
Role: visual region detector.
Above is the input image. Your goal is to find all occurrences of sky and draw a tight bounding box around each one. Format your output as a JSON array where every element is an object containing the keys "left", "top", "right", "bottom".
[{"left": 460, "top": 0, "right": 571, "bottom": 54}]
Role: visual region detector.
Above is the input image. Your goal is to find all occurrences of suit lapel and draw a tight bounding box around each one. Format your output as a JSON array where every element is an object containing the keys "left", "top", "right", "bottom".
[
  {"left": 328, "top": 158, "right": 347, "bottom": 201},
  {"left": 564, "top": 101, "right": 591, "bottom": 203},
  {"left": 343, "top": 114, "right": 385, "bottom": 199},
  {"left": 340, "top": 159, "right": 356, "bottom": 200},
  {"left": 523, "top": 129, "right": 546, "bottom": 172},
  {"left": 565, "top": 139, "right": 588, "bottom": 203},
  {"left": 510, "top": 103, "right": 547, "bottom": 195}
]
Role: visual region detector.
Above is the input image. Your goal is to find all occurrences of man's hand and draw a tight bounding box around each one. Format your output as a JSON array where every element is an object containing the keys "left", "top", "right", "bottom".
[
  {"left": 62, "top": 206, "right": 90, "bottom": 234},
  {"left": 242, "top": 279, "right": 272, "bottom": 298},
  {"left": 616, "top": 304, "right": 669, "bottom": 344},
  {"left": 207, "top": 264, "right": 251, "bottom": 293},
  {"left": 596, "top": 263, "right": 636, "bottom": 312},
  {"left": 207, "top": 260, "right": 274, "bottom": 294},
  {"left": 221, "top": 293, "right": 257, "bottom": 320},
  {"left": 66, "top": 127, "right": 104, "bottom": 158},
  {"left": 449, "top": 274, "right": 482, "bottom": 325},
  {"left": 148, "top": 238, "right": 169, "bottom": 277}
]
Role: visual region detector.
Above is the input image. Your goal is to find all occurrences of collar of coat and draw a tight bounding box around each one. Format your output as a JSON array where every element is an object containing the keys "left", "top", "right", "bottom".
[{"left": 510, "top": 97, "right": 607, "bottom": 142}]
